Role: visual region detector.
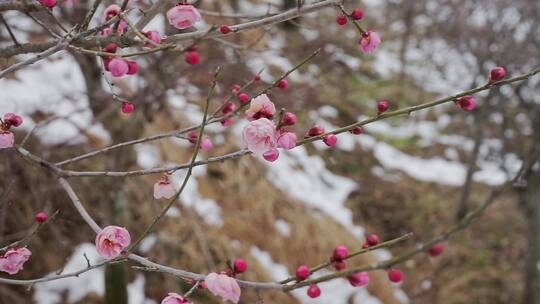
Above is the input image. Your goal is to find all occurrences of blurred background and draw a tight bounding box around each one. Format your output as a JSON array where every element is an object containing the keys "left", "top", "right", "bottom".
[{"left": 0, "top": 0, "right": 539, "bottom": 303}]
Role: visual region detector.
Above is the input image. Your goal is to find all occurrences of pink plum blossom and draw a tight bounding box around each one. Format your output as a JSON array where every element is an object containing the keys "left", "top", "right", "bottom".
[
  {"left": 359, "top": 31, "right": 381, "bottom": 54},
  {"left": 245, "top": 94, "right": 276, "bottom": 121},
  {"left": 242, "top": 118, "right": 278, "bottom": 156},
  {"left": 161, "top": 292, "right": 192, "bottom": 304},
  {"left": 108, "top": 58, "right": 129, "bottom": 77},
  {"left": 103, "top": 4, "right": 120, "bottom": 21},
  {"left": 200, "top": 138, "right": 213, "bottom": 151},
  {"left": 205, "top": 272, "right": 241, "bottom": 303},
  {"left": 166, "top": 5, "right": 201, "bottom": 30},
  {"left": 0, "top": 131, "right": 15, "bottom": 149},
  {"left": 348, "top": 272, "right": 369, "bottom": 287},
  {"left": 0, "top": 247, "right": 31, "bottom": 275},
  {"left": 95, "top": 226, "right": 131, "bottom": 259},
  {"left": 277, "top": 132, "right": 297, "bottom": 150},
  {"left": 154, "top": 175, "right": 177, "bottom": 199}
]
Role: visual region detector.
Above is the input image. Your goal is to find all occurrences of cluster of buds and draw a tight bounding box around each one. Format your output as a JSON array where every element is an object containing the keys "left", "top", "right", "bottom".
[{"left": 0, "top": 113, "right": 23, "bottom": 150}]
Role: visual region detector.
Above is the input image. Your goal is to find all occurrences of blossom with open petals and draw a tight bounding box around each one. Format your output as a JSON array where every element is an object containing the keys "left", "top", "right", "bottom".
[
  {"left": 167, "top": 5, "right": 201, "bottom": 29},
  {"left": 95, "top": 226, "right": 131, "bottom": 259},
  {"left": 154, "top": 175, "right": 177, "bottom": 199},
  {"left": 161, "top": 292, "right": 192, "bottom": 304},
  {"left": 205, "top": 272, "right": 241, "bottom": 303},
  {"left": 359, "top": 31, "right": 381, "bottom": 54},
  {"left": 245, "top": 94, "right": 276, "bottom": 121},
  {"left": 0, "top": 247, "right": 31, "bottom": 275},
  {"left": 242, "top": 118, "right": 278, "bottom": 156}
]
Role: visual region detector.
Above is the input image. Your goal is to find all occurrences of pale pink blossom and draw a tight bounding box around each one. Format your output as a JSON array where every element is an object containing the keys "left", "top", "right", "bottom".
[
  {"left": 200, "top": 138, "right": 213, "bottom": 151},
  {"left": 205, "top": 272, "right": 241, "bottom": 303},
  {"left": 95, "top": 226, "right": 131, "bottom": 259},
  {"left": 108, "top": 58, "right": 129, "bottom": 77},
  {"left": 103, "top": 4, "right": 121, "bottom": 21},
  {"left": 154, "top": 175, "right": 177, "bottom": 199},
  {"left": 277, "top": 132, "right": 297, "bottom": 150},
  {"left": 161, "top": 292, "right": 192, "bottom": 304},
  {"left": 166, "top": 5, "right": 201, "bottom": 30},
  {"left": 0, "top": 247, "right": 31, "bottom": 275},
  {"left": 242, "top": 118, "right": 278, "bottom": 156},
  {"left": 245, "top": 94, "right": 276, "bottom": 121},
  {"left": 359, "top": 31, "right": 381, "bottom": 54},
  {"left": 0, "top": 131, "right": 15, "bottom": 149}
]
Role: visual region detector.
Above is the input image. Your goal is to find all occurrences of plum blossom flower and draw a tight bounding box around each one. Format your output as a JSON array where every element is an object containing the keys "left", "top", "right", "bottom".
[
  {"left": 359, "top": 31, "right": 381, "bottom": 54},
  {"left": 0, "top": 247, "right": 31, "bottom": 275},
  {"left": 205, "top": 272, "right": 241, "bottom": 303},
  {"left": 161, "top": 292, "right": 192, "bottom": 304},
  {"left": 167, "top": 5, "right": 201, "bottom": 29},
  {"left": 200, "top": 138, "right": 213, "bottom": 151},
  {"left": 0, "top": 131, "right": 15, "bottom": 149},
  {"left": 245, "top": 94, "right": 276, "bottom": 121},
  {"left": 95, "top": 226, "right": 131, "bottom": 259},
  {"left": 103, "top": 4, "right": 120, "bottom": 21},
  {"left": 108, "top": 58, "right": 129, "bottom": 77},
  {"left": 145, "top": 31, "right": 162, "bottom": 48},
  {"left": 277, "top": 132, "right": 297, "bottom": 150},
  {"left": 455, "top": 96, "right": 478, "bottom": 112},
  {"left": 242, "top": 118, "right": 278, "bottom": 156},
  {"left": 154, "top": 175, "right": 177, "bottom": 199}
]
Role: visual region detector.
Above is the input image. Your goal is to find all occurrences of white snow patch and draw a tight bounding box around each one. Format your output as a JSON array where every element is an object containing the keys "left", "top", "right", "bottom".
[
  {"left": 275, "top": 219, "right": 291, "bottom": 237},
  {"left": 139, "top": 235, "right": 158, "bottom": 254}
]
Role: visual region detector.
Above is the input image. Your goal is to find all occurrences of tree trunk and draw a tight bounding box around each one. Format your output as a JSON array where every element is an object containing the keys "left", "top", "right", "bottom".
[{"left": 522, "top": 168, "right": 540, "bottom": 304}]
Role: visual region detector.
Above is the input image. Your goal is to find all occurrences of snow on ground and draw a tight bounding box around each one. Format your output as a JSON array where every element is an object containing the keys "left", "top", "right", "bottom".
[
  {"left": 275, "top": 219, "right": 291, "bottom": 237},
  {"left": 33, "top": 243, "right": 154, "bottom": 304},
  {"left": 250, "top": 246, "right": 383, "bottom": 304}
]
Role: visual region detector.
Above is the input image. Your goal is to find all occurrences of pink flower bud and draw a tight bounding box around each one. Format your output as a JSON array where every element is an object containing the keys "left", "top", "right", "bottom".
[
  {"left": 348, "top": 272, "right": 369, "bottom": 287},
  {"left": 306, "top": 125, "right": 325, "bottom": 138},
  {"left": 126, "top": 61, "right": 138, "bottom": 75},
  {"left": 187, "top": 131, "right": 198, "bottom": 144},
  {"left": 323, "top": 134, "right": 338, "bottom": 147},
  {"left": 350, "top": 126, "right": 363, "bottom": 135},
  {"left": 185, "top": 51, "right": 201, "bottom": 65},
  {"left": 222, "top": 102, "right": 237, "bottom": 114},
  {"left": 263, "top": 148, "right": 280, "bottom": 162},
  {"left": 238, "top": 93, "right": 250, "bottom": 104},
  {"left": 0, "top": 131, "right": 15, "bottom": 150},
  {"left": 359, "top": 31, "right": 381, "bottom": 54},
  {"left": 296, "top": 265, "right": 310, "bottom": 281},
  {"left": 220, "top": 25, "right": 231, "bottom": 34},
  {"left": 144, "top": 31, "right": 162, "bottom": 48},
  {"left": 332, "top": 245, "right": 349, "bottom": 261},
  {"left": 332, "top": 260, "right": 347, "bottom": 271},
  {"left": 277, "top": 132, "right": 297, "bottom": 150},
  {"left": 282, "top": 112, "right": 297, "bottom": 126},
  {"left": 387, "top": 268, "right": 403, "bottom": 283},
  {"left": 95, "top": 226, "right": 131, "bottom": 259},
  {"left": 366, "top": 234, "right": 380, "bottom": 246},
  {"left": 351, "top": 9, "right": 364, "bottom": 20},
  {"left": 377, "top": 100, "right": 389, "bottom": 114},
  {"left": 428, "top": 243, "right": 444, "bottom": 257},
  {"left": 307, "top": 284, "right": 321, "bottom": 298},
  {"left": 200, "top": 138, "right": 213, "bottom": 151},
  {"left": 4, "top": 113, "right": 23, "bottom": 127},
  {"left": 276, "top": 79, "right": 289, "bottom": 89},
  {"left": 108, "top": 58, "right": 129, "bottom": 77},
  {"left": 489, "top": 66, "right": 506, "bottom": 83},
  {"left": 233, "top": 259, "right": 248, "bottom": 273},
  {"left": 104, "top": 43, "right": 118, "bottom": 54},
  {"left": 221, "top": 118, "right": 234, "bottom": 127},
  {"left": 39, "top": 0, "right": 57, "bottom": 9},
  {"left": 231, "top": 84, "right": 241, "bottom": 94},
  {"left": 336, "top": 15, "right": 348, "bottom": 25},
  {"left": 166, "top": 5, "right": 201, "bottom": 29},
  {"left": 35, "top": 212, "right": 48, "bottom": 223},
  {"left": 121, "top": 102, "right": 135, "bottom": 114},
  {"left": 254, "top": 75, "right": 261, "bottom": 81},
  {"left": 455, "top": 96, "right": 477, "bottom": 112}
]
